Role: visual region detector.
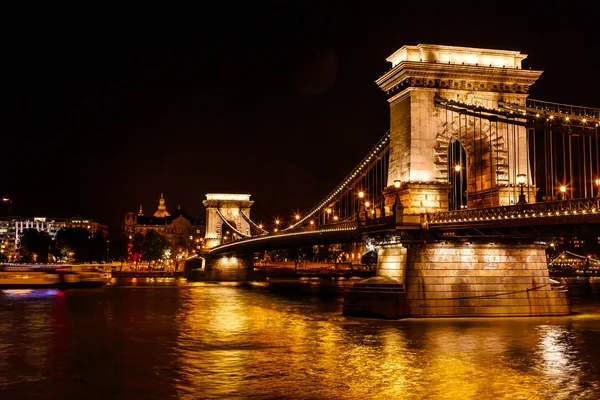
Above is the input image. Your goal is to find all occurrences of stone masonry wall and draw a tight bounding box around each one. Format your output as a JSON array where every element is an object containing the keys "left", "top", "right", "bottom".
[{"left": 403, "top": 242, "right": 569, "bottom": 317}]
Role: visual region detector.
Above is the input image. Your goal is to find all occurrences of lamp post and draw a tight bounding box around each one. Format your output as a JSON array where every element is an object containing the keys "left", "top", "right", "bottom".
[
  {"left": 596, "top": 178, "right": 600, "bottom": 197},
  {"left": 559, "top": 185, "right": 567, "bottom": 201},
  {"left": 516, "top": 174, "right": 527, "bottom": 205},
  {"left": 357, "top": 191, "right": 366, "bottom": 225},
  {"left": 453, "top": 165, "right": 462, "bottom": 210}
]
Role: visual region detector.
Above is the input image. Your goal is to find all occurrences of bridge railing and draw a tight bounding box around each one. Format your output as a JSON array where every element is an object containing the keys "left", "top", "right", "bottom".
[
  {"left": 429, "top": 197, "right": 600, "bottom": 225},
  {"left": 526, "top": 99, "right": 600, "bottom": 120}
]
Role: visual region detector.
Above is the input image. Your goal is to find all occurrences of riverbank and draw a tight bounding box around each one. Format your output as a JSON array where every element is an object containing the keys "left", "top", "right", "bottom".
[{"left": 111, "top": 271, "right": 184, "bottom": 278}]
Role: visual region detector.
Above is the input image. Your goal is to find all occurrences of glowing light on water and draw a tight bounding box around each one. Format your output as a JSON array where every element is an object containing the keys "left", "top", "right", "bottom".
[{"left": 2, "top": 289, "right": 61, "bottom": 298}]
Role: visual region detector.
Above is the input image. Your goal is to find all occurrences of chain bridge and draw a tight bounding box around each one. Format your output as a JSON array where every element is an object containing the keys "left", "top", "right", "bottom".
[{"left": 202, "top": 44, "right": 600, "bottom": 319}]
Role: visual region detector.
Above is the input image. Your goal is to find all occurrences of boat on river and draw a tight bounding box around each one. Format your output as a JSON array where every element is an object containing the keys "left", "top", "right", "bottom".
[{"left": 0, "top": 264, "right": 110, "bottom": 289}]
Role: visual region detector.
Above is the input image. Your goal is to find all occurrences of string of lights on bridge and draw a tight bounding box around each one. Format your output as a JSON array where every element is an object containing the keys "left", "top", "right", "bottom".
[{"left": 272, "top": 132, "right": 391, "bottom": 232}]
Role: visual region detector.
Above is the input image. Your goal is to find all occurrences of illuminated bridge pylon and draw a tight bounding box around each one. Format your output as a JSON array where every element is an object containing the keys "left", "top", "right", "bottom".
[{"left": 203, "top": 194, "right": 254, "bottom": 248}]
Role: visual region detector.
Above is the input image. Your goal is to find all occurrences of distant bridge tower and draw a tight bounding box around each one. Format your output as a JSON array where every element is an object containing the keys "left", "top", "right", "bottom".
[
  {"left": 203, "top": 193, "right": 254, "bottom": 249},
  {"left": 376, "top": 44, "right": 541, "bottom": 213}
]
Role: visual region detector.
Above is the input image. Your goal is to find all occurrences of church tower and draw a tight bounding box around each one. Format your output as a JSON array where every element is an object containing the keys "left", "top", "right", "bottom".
[{"left": 153, "top": 193, "right": 171, "bottom": 217}]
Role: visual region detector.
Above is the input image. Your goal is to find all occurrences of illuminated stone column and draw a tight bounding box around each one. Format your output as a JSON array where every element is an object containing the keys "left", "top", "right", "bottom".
[{"left": 376, "top": 44, "right": 542, "bottom": 210}]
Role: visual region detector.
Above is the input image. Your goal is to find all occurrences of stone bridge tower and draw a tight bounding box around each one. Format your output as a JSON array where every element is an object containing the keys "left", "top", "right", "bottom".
[
  {"left": 203, "top": 193, "right": 254, "bottom": 249},
  {"left": 346, "top": 45, "right": 569, "bottom": 318},
  {"left": 376, "top": 44, "right": 542, "bottom": 214}
]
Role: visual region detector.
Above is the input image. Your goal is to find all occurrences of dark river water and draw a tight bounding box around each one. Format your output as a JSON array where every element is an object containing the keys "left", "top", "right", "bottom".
[{"left": 1, "top": 278, "right": 600, "bottom": 399}]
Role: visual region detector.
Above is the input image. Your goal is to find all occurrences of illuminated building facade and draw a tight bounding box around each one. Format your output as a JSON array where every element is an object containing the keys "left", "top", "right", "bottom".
[
  {"left": 0, "top": 216, "right": 108, "bottom": 261},
  {"left": 124, "top": 194, "right": 205, "bottom": 253}
]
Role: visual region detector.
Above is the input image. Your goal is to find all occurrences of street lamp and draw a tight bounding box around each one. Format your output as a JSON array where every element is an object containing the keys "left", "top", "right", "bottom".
[
  {"left": 358, "top": 191, "right": 364, "bottom": 199},
  {"left": 596, "top": 178, "right": 600, "bottom": 197},
  {"left": 559, "top": 185, "right": 567, "bottom": 200},
  {"left": 325, "top": 208, "right": 332, "bottom": 224},
  {"left": 454, "top": 164, "right": 461, "bottom": 172},
  {"left": 516, "top": 174, "right": 527, "bottom": 205},
  {"left": 394, "top": 180, "right": 401, "bottom": 189}
]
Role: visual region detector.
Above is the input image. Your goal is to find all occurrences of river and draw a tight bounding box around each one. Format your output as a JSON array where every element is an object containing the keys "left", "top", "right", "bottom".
[{"left": 1, "top": 278, "right": 599, "bottom": 399}]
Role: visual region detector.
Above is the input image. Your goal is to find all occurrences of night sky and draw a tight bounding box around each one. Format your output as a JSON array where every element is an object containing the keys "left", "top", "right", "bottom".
[{"left": 4, "top": 2, "right": 599, "bottom": 237}]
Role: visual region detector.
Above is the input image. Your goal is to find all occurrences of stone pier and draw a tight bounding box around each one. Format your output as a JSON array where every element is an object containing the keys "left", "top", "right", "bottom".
[
  {"left": 343, "top": 241, "right": 570, "bottom": 318},
  {"left": 202, "top": 255, "right": 255, "bottom": 281}
]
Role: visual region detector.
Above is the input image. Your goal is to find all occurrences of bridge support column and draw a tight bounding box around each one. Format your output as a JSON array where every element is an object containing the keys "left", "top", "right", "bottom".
[
  {"left": 343, "top": 243, "right": 410, "bottom": 319},
  {"left": 202, "top": 255, "right": 255, "bottom": 281},
  {"left": 375, "top": 243, "right": 407, "bottom": 284},
  {"left": 403, "top": 242, "right": 569, "bottom": 317},
  {"left": 344, "top": 241, "right": 570, "bottom": 319}
]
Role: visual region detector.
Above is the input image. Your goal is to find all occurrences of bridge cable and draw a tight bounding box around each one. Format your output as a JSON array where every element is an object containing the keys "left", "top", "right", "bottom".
[
  {"left": 239, "top": 210, "right": 268, "bottom": 235},
  {"left": 285, "top": 131, "right": 390, "bottom": 230},
  {"left": 215, "top": 209, "right": 252, "bottom": 239}
]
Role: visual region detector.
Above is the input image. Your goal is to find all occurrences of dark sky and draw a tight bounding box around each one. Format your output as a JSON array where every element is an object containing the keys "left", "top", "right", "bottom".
[{"left": 4, "top": 2, "right": 599, "bottom": 237}]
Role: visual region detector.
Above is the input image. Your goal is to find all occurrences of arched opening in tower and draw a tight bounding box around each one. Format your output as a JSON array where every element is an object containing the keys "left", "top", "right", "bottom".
[
  {"left": 221, "top": 220, "right": 239, "bottom": 244},
  {"left": 448, "top": 139, "right": 467, "bottom": 210}
]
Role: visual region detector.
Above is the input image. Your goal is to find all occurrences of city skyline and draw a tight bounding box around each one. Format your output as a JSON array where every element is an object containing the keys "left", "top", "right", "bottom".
[{"left": 4, "top": 3, "right": 599, "bottom": 236}]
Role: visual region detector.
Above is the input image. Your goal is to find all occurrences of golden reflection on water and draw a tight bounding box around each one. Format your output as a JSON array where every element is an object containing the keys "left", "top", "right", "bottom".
[
  {"left": 1, "top": 283, "right": 599, "bottom": 399},
  {"left": 169, "top": 285, "right": 600, "bottom": 400}
]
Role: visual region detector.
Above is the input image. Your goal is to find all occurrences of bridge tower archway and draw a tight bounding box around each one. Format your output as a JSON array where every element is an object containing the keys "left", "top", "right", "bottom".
[
  {"left": 203, "top": 194, "right": 254, "bottom": 249},
  {"left": 221, "top": 219, "right": 241, "bottom": 244}
]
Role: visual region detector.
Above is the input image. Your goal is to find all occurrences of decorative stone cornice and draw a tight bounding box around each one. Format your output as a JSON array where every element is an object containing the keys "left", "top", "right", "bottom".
[{"left": 377, "top": 62, "right": 542, "bottom": 98}]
